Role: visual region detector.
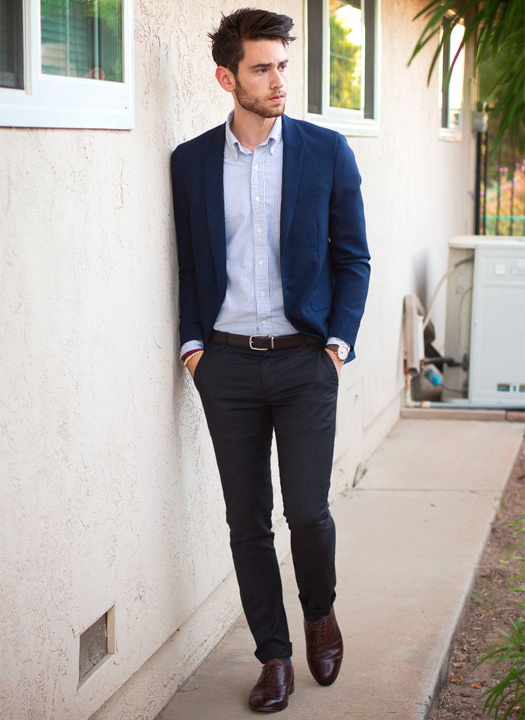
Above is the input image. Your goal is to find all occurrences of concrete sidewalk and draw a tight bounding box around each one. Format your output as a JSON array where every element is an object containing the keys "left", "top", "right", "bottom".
[{"left": 157, "top": 418, "right": 524, "bottom": 720}]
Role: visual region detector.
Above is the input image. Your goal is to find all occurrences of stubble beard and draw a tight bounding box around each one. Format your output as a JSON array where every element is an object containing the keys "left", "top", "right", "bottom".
[{"left": 233, "top": 78, "right": 286, "bottom": 119}]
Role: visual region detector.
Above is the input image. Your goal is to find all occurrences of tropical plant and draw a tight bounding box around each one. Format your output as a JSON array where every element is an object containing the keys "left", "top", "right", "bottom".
[
  {"left": 477, "top": 518, "right": 525, "bottom": 720},
  {"left": 408, "top": 0, "right": 525, "bottom": 151},
  {"left": 477, "top": 619, "right": 525, "bottom": 719}
]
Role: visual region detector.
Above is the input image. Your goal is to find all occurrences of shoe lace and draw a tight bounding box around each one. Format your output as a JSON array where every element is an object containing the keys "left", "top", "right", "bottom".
[{"left": 312, "top": 617, "right": 328, "bottom": 646}]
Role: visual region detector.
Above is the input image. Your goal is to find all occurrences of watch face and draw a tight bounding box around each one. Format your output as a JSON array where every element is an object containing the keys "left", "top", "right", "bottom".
[{"left": 337, "top": 346, "right": 349, "bottom": 360}]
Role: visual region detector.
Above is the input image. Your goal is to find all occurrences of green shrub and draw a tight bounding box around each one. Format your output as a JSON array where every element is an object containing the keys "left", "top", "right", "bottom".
[{"left": 478, "top": 519, "right": 525, "bottom": 720}]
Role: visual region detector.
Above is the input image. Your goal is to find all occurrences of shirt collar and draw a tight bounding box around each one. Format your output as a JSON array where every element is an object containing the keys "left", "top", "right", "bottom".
[{"left": 225, "top": 111, "right": 282, "bottom": 160}]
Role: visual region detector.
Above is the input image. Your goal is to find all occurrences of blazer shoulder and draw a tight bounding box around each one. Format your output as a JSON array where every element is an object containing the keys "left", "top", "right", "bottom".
[
  {"left": 284, "top": 116, "right": 352, "bottom": 160},
  {"left": 286, "top": 116, "right": 342, "bottom": 144},
  {"left": 171, "top": 122, "right": 225, "bottom": 165}
]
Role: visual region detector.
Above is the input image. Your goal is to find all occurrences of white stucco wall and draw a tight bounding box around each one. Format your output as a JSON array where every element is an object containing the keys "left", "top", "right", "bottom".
[
  {"left": 0, "top": 0, "right": 474, "bottom": 718},
  {"left": 343, "top": 0, "right": 475, "bottom": 460}
]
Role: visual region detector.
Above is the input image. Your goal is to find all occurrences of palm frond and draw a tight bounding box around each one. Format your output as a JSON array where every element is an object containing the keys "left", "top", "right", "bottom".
[{"left": 409, "top": 0, "right": 525, "bottom": 151}]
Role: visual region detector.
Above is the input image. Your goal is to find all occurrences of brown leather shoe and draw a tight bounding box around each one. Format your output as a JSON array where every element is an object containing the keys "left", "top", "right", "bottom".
[
  {"left": 304, "top": 607, "right": 343, "bottom": 686},
  {"left": 248, "top": 658, "right": 294, "bottom": 712}
]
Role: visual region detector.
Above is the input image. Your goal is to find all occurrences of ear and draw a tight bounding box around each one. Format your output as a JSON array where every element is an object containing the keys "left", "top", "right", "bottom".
[{"left": 215, "top": 65, "right": 236, "bottom": 94}]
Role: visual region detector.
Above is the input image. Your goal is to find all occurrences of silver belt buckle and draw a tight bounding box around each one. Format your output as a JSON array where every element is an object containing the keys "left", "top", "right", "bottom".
[{"left": 249, "top": 335, "right": 274, "bottom": 351}]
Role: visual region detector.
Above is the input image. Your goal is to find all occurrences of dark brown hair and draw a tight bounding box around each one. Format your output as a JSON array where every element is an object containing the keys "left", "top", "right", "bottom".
[{"left": 208, "top": 8, "right": 296, "bottom": 75}]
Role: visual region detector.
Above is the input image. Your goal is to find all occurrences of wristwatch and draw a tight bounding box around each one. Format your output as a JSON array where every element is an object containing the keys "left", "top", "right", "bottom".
[{"left": 326, "top": 344, "right": 350, "bottom": 362}]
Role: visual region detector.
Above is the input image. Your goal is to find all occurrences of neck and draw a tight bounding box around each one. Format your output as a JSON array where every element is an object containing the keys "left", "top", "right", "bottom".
[{"left": 230, "top": 105, "right": 278, "bottom": 152}]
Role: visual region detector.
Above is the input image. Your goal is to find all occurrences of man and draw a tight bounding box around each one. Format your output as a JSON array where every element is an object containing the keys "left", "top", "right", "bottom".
[{"left": 171, "top": 8, "right": 370, "bottom": 713}]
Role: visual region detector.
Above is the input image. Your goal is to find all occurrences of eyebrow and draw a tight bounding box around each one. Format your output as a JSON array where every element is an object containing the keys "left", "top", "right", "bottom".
[{"left": 248, "top": 59, "right": 289, "bottom": 70}]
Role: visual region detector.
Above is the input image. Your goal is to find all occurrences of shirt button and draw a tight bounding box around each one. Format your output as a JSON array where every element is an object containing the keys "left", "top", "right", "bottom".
[
  {"left": 255, "top": 196, "right": 260, "bottom": 202},
  {"left": 254, "top": 164, "right": 259, "bottom": 170},
  {"left": 258, "top": 259, "right": 263, "bottom": 266},
  {"left": 262, "top": 320, "right": 267, "bottom": 326},
  {"left": 257, "top": 228, "right": 262, "bottom": 234},
  {"left": 260, "top": 291, "right": 266, "bottom": 298}
]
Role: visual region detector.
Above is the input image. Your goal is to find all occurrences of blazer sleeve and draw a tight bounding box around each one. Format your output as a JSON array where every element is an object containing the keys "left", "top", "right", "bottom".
[
  {"left": 327, "top": 135, "right": 371, "bottom": 350},
  {"left": 170, "top": 148, "right": 205, "bottom": 348}
]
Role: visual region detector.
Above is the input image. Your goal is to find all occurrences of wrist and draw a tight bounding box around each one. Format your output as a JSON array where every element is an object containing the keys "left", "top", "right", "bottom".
[
  {"left": 325, "top": 344, "right": 349, "bottom": 362},
  {"left": 183, "top": 349, "right": 203, "bottom": 367},
  {"left": 180, "top": 340, "right": 204, "bottom": 360}
]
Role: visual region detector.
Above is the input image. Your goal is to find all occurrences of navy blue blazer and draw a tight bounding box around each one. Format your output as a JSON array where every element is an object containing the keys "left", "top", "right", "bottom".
[{"left": 170, "top": 115, "right": 370, "bottom": 362}]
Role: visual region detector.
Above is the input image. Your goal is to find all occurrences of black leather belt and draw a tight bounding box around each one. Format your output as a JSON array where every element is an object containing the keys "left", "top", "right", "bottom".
[{"left": 210, "top": 330, "right": 322, "bottom": 351}]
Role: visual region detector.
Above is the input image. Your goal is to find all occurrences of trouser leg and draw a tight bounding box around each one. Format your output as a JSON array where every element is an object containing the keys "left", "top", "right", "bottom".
[
  {"left": 194, "top": 343, "right": 292, "bottom": 663},
  {"left": 269, "top": 345, "right": 339, "bottom": 621}
]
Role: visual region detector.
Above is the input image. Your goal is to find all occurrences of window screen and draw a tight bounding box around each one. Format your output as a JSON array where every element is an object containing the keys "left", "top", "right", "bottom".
[
  {"left": 40, "top": 0, "right": 123, "bottom": 81},
  {"left": 0, "top": 0, "right": 24, "bottom": 89}
]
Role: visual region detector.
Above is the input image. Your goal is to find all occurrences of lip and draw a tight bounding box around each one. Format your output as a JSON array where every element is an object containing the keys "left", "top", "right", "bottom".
[{"left": 270, "top": 95, "right": 285, "bottom": 102}]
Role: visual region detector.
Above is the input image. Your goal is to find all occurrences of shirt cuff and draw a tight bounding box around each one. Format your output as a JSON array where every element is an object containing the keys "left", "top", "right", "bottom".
[
  {"left": 180, "top": 340, "right": 204, "bottom": 360},
  {"left": 326, "top": 337, "right": 352, "bottom": 351}
]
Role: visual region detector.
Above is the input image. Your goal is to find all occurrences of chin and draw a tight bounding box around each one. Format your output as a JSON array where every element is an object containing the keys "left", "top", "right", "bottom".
[{"left": 264, "top": 105, "right": 285, "bottom": 118}]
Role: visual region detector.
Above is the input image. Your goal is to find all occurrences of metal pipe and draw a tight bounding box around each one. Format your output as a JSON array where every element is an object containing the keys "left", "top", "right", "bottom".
[
  {"left": 474, "top": 131, "right": 482, "bottom": 234},
  {"left": 510, "top": 147, "right": 516, "bottom": 236},
  {"left": 408, "top": 400, "right": 524, "bottom": 410},
  {"left": 482, "top": 130, "right": 488, "bottom": 235},
  {"left": 496, "top": 144, "right": 502, "bottom": 235}
]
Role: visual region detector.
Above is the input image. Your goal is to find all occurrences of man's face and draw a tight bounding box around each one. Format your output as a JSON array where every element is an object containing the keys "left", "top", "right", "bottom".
[{"left": 231, "top": 39, "right": 288, "bottom": 118}]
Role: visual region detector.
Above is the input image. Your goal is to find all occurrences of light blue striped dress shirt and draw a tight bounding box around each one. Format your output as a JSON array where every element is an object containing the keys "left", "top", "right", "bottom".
[
  {"left": 215, "top": 112, "right": 297, "bottom": 337},
  {"left": 180, "top": 112, "right": 347, "bottom": 358}
]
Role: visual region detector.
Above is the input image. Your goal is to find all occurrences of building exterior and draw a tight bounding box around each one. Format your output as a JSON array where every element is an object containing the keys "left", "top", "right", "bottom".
[{"left": 0, "top": 1, "right": 475, "bottom": 718}]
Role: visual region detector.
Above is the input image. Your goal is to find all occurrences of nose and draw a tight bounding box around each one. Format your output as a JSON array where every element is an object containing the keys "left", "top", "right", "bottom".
[{"left": 270, "top": 68, "right": 284, "bottom": 89}]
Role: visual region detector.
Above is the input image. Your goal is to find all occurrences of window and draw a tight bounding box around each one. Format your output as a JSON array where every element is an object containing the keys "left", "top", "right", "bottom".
[
  {"left": 0, "top": 0, "right": 24, "bottom": 88},
  {"left": 439, "top": 21, "right": 465, "bottom": 139},
  {"left": 307, "top": 0, "right": 378, "bottom": 135},
  {"left": 0, "top": 0, "right": 133, "bottom": 129},
  {"left": 41, "top": 0, "right": 123, "bottom": 81}
]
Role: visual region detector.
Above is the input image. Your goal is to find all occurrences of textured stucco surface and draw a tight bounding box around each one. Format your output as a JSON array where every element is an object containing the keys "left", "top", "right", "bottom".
[
  {"left": 350, "top": 0, "right": 476, "bottom": 435},
  {"left": 1, "top": 0, "right": 474, "bottom": 718}
]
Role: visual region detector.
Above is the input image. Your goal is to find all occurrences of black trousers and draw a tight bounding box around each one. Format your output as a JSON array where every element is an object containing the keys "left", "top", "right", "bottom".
[{"left": 194, "top": 337, "right": 339, "bottom": 663}]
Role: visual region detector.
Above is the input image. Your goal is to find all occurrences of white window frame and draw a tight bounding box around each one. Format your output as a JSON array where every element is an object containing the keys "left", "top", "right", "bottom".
[
  {"left": 305, "top": 0, "right": 381, "bottom": 137},
  {"left": 0, "top": 0, "right": 134, "bottom": 129},
  {"left": 438, "top": 21, "right": 465, "bottom": 143}
]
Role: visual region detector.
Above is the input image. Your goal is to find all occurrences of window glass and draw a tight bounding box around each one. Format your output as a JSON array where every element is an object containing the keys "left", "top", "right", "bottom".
[
  {"left": 307, "top": 0, "right": 323, "bottom": 114},
  {"left": 446, "top": 24, "right": 465, "bottom": 129},
  {"left": 40, "top": 0, "right": 123, "bottom": 81},
  {"left": 329, "top": 0, "right": 362, "bottom": 111},
  {"left": 0, "top": 0, "right": 24, "bottom": 89},
  {"left": 440, "top": 23, "right": 465, "bottom": 130},
  {"left": 308, "top": 0, "right": 376, "bottom": 123}
]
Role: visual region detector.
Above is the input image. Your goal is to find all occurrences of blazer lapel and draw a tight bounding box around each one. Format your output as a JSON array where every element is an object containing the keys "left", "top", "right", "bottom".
[
  {"left": 205, "top": 124, "right": 227, "bottom": 297},
  {"left": 280, "top": 115, "right": 303, "bottom": 253}
]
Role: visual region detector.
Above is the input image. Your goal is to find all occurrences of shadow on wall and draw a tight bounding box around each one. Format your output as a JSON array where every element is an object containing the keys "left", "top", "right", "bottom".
[{"left": 413, "top": 247, "right": 429, "bottom": 307}]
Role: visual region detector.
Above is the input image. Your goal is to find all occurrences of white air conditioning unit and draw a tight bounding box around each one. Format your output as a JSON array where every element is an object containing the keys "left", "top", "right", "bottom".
[{"left": 443, "top": 236, "right": 525, "bottom": 408}]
